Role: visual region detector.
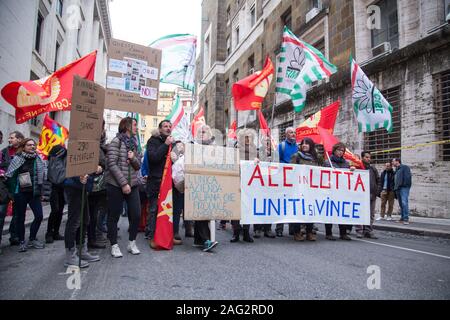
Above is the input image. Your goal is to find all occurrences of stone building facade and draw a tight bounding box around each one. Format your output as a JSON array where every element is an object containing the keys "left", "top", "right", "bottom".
[
  {"left": 0, "top": 0, "right": 111, "bottom": 148},
  {"left": 198, "top": 0, "right": 450, "bottom": 218}
]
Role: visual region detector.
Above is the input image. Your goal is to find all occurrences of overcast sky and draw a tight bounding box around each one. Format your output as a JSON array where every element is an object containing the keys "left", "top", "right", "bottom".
[{"left": 109, "top": 0, "right": 202, "bottom": 46}]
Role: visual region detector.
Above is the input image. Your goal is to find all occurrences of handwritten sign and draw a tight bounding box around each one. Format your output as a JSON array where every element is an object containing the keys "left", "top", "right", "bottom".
[
  {"left": 66, "top": 140, "right": 99, "bottom": 178},
  {"left": 184, "top": 144, "right": 240, "bottom": 221},
  {"left": 65, "top": 76, "right": 105, "bottom": 177},
  {"left": 240, "top": 161, "right": 371, "bottom": 225},
  {"left": 105, "top": 38, "right": 161, "bottom": 115}
]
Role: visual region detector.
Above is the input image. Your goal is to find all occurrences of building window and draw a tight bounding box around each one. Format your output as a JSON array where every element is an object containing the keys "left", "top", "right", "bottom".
[
  {"left": 204, "top": 101, "right": 208, "bottom": 126},
  {"left": 153, "top": 118, "right": 158, "bottom": 127},
  {"left": 56, "top": 0, "right": 63, "bottom": 17},
  {"left": 225, "top": 78, "right": 230, "bottom": 99},
  {"left": 235, "top": 26, "right": 240, "bottom": 46},
  {"left": 370, "top": 0, "right": 399, "bottom": 51},
  {"left": 311, "top": 0, "right": 322, "bottom": 10},
  {"left": 204, "top": 34, "right": 210, "bottom": 73},
  {"left": 77, "top": 27, "right": 82, "bottom": 48},
  {"left": 278, "top": 120, "right": 294, "bottom": 143},
  {"left": 250, "top": 3, "right": 256, "bottom": 28},
  {"left": 54, "top": 42, "right": 60, "bottom": 71},
  {"left": 233, "top": 70, "right": 239, "bottom": 83},
  {"left": 248, "top": 54, "right": 255, "bottom": 75},
  {"left": 281, "top": 7, "right": 292, "bottom": 30},
  {"left": 434, "top": 70, "right": 450, "bottom": 161},
  {"left": 35, "top": 12, "right": 44, "bottom": 53},
  {"left": 445, "top": 0, "right": 450, "bottom": 22},
  {"left": 364, "top": 86, "right": 402, "bottom": 164},
  {"left": 313, "top": 38, "right": 325, "bottom": 54},
  {"left": 49, "top": 112, "right": 56, "bottom": 119},
  {"left": 141, "top": 117, "right": 146, "bottom": 127},
  {"left": 226, "top": 36, "right": 231, "bottom": 57},
  {"left": 227, "top": 5, "right": 231, "bottom": 25}
]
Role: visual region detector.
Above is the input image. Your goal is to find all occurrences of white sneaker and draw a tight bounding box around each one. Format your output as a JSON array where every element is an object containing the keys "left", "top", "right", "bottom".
[
  {"left": 386, "top": 217, "right": 393, "bottom": 221},
  {"left": 376, "top": 216, "right": 385, "bottom": 221},
  {"left": 111, "top": 244, "right": 123, "bottom": 258},
  {"left": 127, "top": 240, "right": 140, "bottom": 255}
]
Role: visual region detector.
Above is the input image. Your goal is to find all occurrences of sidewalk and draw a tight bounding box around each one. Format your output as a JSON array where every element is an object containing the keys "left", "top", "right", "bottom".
[
  {"left": 373, "top": 215, "right": 450, "bottom": 239},
  {"left": 2, "top": 203, "right": 67, "bottom": 237}
]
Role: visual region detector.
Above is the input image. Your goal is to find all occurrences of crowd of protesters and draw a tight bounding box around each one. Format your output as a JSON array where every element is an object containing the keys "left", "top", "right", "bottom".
[{"left": 0, "top": 121, "right": 412, "bottom": 265}]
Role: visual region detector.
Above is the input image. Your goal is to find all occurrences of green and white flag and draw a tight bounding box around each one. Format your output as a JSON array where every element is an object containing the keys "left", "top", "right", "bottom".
[
  {"left": 351, "top": 57, "right": 393, "bottom": 133},
  {"left": 166, "top": 95, "right": 192, "bottom": 143},
  {"left": 276, "top": 26, "right": 337, "bottom": 112},
  {"left": 150, "top": 34, "right": 197, "bottom": 92}
]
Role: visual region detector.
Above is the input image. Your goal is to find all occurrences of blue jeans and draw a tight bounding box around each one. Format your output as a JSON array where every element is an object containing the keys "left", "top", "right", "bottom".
[
  {"left": 14, "top": 193, "right": 43, "bottom": 242},
  {"left": 397, "top": 187, "right": 410, "bottom": 221}
]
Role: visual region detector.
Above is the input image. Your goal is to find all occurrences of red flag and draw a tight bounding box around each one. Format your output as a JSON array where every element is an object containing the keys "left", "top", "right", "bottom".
[
  {"left": 191, "top": 107, "right": 206, "bottom": 137},
  {"left": 228, "top": 120, "right": 237, "bottom": 141},
  {"left": 37, "top": 114, "right": 69, "bottom": 160},
  {"left": 154, "top": 146, "right": 174, "bottom": 250},
  {"left": 344, "top": 149, "right": 365, "bottom": 169},
  {"left": 296, "top": 100, "right": 340, "bottom": 143},
  {"left": 1, "top": 51, "right": 97, "bottom": 124},
  {"left": 232, "top": 56, "right": 274, "bottom": 110},
  {"left": 315, "top": 127, "right": 365, "bottom": 169}
]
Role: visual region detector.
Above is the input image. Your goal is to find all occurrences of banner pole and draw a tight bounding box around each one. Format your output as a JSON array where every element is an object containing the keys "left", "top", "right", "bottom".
[
  {"left": 210, "top": 220, "right": 215, "bottom": 242},
  {"left": 325, "top": 151, "right": 335, "bottom": 170}
]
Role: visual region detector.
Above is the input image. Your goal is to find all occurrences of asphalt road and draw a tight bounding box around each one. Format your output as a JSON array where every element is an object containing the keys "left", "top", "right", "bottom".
[{"left": 0, "top": 217, "right": 449, "bottom": 300}]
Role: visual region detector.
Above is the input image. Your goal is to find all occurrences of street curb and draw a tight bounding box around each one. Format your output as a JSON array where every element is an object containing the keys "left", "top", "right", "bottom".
[
  {"left": 373, "top": 224, "right": 450, "bottom": 239},
  {"left": 2, "top": 210, "right": 67, "bottom": 237}
]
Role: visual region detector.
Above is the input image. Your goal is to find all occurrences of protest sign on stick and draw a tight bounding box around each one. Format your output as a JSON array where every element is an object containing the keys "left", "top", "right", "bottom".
[
  {"left": 65, "top": 76, "right": 105, "bottom": 178},
  {"left": 105, "top": 39, "right": 162, "bottom": 115}
]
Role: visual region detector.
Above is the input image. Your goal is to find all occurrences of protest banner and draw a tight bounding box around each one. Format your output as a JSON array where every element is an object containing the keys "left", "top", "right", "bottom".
[
  {"left": 65, "top": 76, "right": 105, "bottom": 178},
  {"left": 240, "top": 161, "right": 370, "bottom": 225},
  {"left": 105, "top": 38, "right": 162, "bottom": 115},
  {"left": 184, "top": 144, "right": 240, "bottom": 221}
]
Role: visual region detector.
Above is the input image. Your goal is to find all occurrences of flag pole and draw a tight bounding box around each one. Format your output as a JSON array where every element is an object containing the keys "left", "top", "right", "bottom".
[
  {"left": 78, "top": 183, "right": 86, "bottom": 268},
  {"left": 325, "top": 150, "right": 335, "bottom": 170}
]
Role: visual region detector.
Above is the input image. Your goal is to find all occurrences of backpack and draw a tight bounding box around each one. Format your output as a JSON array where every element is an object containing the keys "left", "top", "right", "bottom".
[{"left": 47, "top": 156, "right": 67, "bottom": 185}]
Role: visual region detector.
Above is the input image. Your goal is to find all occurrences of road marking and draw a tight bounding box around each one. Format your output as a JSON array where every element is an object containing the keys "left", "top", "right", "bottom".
[
  {"left": 316, "top": 231, "right": 450, "bottom": 260},
  {"left": 355, "top": 238, "right": 450, "bottom": 260}
]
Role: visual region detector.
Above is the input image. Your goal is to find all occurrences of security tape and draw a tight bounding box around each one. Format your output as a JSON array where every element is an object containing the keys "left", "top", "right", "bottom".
[{"left": 371, "top": 139, "right": 450, "bottom": 154}]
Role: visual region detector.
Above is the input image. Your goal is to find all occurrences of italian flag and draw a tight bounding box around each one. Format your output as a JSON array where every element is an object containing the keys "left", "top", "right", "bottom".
[
  {"left": 351, "top": 57, "right": 393, "bottom": 133},
  {"left": 150, "top": 34, "right": 197, "bottom": 92},
  {"left": 276, "top": 26, "right": 337, "bottom": 112},
  {"left": 166, "top": 95, "right": 191, "bottom": 143}
]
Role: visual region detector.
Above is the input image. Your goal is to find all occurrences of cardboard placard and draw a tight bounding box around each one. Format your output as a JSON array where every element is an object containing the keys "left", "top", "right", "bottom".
[
  {"left": 70, "top": 76, "right": 105, "bottom": 140},
  {"left": 184, "top": 144, "right": 240, "bottom": 221},
  {"left": 66, "top": 140, "right": 100, "bottom": 178},
  {"left": 105, "top": 38, "right": 162, "bottom": 115},
  {"left": 66, "top": 76, "right": 105, "bottom": 178}
]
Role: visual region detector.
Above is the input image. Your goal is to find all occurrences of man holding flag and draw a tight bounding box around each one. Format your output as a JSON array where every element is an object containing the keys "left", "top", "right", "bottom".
[{"left": 145, "top": 120, "right": 176, "bottom": 249}]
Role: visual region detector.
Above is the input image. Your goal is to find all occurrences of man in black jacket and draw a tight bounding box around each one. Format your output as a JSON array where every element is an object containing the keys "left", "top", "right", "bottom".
[
  {"left": 377, "top": 162, "right": 395, "bottom": 221},
  {"left": 0, "top": 131, "right": 24, "bottom": 246},
  {"left": 356, "top": 151, "right": 379, "bottom": 239},
  {"left": 146, "top": 120, "right": 174, "bottom": 249}
]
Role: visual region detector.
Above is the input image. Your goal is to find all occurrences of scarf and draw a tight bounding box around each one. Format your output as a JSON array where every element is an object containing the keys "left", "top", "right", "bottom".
[
  {"left": 117, "top": 133, "right": 138, "bottom": 152},
  {"left": 5, "top": 152, "right": 44, "bottom": 188},
  {"left": 299, "top": 151, "right": 314, "bottom": 161},
  {"left": 330, "top": 154, "right": 346, "bottom": 164}
]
